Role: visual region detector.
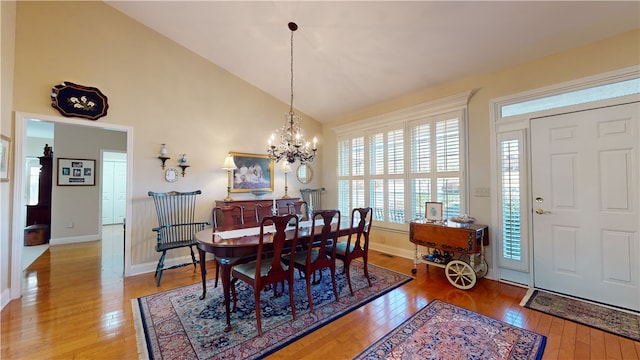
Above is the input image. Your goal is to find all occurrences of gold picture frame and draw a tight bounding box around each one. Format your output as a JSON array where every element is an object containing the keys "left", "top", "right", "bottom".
[
  {"left": 229, "top": 152, "right": 274, "bottom": 193},
  {"left": 0, "top": 135, "right": 11, "bottom": 182}
]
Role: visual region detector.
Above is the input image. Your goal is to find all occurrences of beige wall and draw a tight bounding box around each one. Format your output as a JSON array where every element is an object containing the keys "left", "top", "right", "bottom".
[
  {"left": 1, "top": 1, "right": 17, "bottom": 307},
  {"left": 9, "top": 2, "right": 322, "bottom": 280},
  {"left": 322, "top": 29, "right": 640, "bottom": 258},
  {"left": 3, "top": 0, "right": 639, "bottom": 305}
]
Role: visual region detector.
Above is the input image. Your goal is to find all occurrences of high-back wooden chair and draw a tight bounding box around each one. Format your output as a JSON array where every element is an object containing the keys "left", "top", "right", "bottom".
[
  {"left": 300, "top": 188, "right": 325, "bottom": 211},
  {"left": 327, "top": 207, "right": 373, "bottom": 296},
  {"left": 230, "top": 214, "right": 299, "bottom": 336},
  {"left": 286, "top": 200, "right": 309, "bottom": 220},
  {"left": 211, "top": 205, "right": 245, "bottom": 287},
  {"left": 213, "top": 205, "right": 245, "bottom": 228},
  {"left": 148, "top": 190, "right": 209, "bottom": 286},
  {"left": 283, "top": 210, "right": 340, "bottom": 312},
  {"left": 254, "top": 203, "right": 274, "bottom": 223}
]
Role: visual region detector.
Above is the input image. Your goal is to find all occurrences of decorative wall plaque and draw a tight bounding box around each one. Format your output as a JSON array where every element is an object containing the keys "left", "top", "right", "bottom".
[{"left": 51, "top": 81, "right": 108, "bottom": 120}]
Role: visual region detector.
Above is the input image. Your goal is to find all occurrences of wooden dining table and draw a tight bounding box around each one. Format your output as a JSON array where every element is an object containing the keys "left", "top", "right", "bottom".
[{"left": 194, "top": 217, "right": 358, "bottom": 332}]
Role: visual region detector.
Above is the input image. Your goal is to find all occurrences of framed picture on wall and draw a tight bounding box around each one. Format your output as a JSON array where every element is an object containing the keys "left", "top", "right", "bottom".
[
  {"left": 0, "top": 135, "right": 10, "bottom": 182},
  {"left": 57, "top": 158, "right": 96, "bottom": 186},
  {"left": 229, "top": 152, "right": 274, "bottom": 192},
  {"left": 425, "top": 202, "right": 443, "bottom": 222}
]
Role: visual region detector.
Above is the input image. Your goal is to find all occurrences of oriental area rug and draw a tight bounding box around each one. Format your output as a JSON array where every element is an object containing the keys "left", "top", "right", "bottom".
[
  {"left": 133, "top": 261, "right": 411, "bottom": 360},
  {"left": 522, "top": 289, "right": 640, "bottom": 342},
  {"left": 354, "top": 300, "right": 547, "bottom": 360}
]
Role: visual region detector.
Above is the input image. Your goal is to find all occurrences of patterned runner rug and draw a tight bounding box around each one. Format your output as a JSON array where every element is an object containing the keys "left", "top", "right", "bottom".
[
  {"left": 354, "top": 300, "right": 546, "bottom": 360},
  {"left": 522, "top": 289, "right": 640, "bottom": 342},
  {"left": 134, "top": 261, "right": 411, "bottom": 359}
]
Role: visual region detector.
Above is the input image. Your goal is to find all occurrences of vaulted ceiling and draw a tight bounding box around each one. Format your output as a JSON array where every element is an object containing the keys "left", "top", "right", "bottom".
[{"left": 105, "top": 1, "right": 639, "bottom": 123}]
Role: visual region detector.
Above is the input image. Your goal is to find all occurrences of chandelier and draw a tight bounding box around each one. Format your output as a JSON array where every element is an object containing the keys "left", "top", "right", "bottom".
[{"left": 267, "top": 22, "right": 317, "bottom": 164}]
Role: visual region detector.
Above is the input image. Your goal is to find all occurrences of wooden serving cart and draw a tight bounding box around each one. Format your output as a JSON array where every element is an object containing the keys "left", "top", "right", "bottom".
[{"left": 409, "top": 220, "right": 489, "bottom": 289}]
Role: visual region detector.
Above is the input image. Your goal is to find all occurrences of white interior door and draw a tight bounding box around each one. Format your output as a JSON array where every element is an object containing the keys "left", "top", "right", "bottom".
[
  {"left": 531, "top": 102, "right": 639, "bottom": 311},
  {"left": 102, "top": 153, "right": 127, "bottom": 225}
]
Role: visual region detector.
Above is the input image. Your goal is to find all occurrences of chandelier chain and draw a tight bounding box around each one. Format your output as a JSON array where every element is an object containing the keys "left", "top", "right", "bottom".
[{"left": 267, "top": 22, "right": 317, "bottom": 164}]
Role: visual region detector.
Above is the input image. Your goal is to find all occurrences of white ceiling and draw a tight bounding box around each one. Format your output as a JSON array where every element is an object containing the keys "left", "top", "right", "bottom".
[{"left": 105, "top": 1, "right": 639, "bottom": 123}]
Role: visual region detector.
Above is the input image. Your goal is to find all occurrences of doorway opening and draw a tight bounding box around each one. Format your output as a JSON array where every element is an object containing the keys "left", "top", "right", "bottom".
[{"left": 10, "top": 112, "right": 133, "bottom": 301}]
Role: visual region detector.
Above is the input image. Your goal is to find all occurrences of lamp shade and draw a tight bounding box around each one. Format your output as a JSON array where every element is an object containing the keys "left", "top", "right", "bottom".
[
  {"left": 222, "top": 155, "right": 237, "bottom": 170},
  {"left": 280, "top": 160, "right": 291, "bottom": 173}
]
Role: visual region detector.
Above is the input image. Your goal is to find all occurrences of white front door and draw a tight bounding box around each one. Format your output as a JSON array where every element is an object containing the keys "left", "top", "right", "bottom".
[{"left": 531, "top": 102, "right": 639, "bottom": 311}]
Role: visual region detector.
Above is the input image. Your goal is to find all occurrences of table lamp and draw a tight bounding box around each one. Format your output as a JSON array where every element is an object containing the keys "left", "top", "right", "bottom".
[
  {"left": 281, "top": 160, "right": 291, "bottom": 199},
  {"left": 222, "top": 154, "right": 237, "bottom": 201}
]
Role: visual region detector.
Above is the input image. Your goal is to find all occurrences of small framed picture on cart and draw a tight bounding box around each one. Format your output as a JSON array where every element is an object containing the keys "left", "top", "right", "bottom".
[{"left": 425, "top": 202, "right": 443, "bottom": 222}]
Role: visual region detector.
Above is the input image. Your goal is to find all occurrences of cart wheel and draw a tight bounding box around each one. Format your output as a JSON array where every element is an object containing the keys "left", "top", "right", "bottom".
[
  {"left": 445, "top": 260, "right": 477, "bottom": 290},
  {"left": 459, "top": 254, "right": 489, "bottom": 279},
  {"left": 411, "top": 268, "right": 417, "bottom": 275}
]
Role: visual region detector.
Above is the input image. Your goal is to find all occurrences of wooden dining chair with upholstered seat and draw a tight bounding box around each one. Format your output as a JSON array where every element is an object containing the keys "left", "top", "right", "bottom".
[
  {"left": 148, "top": 190, "right": 210, "bottom": 286},
  {"left": 211, "top": 205, "right": 245, "bottom": 287},
  {"left": 286, "top": 200, "right": 309, "bottom": 220},
  {"left": 326, "top": 207, "right": 373, "bottom": 296},
  {"left": 230, "top": 214, "right": 299, "bottom": 336},
  {"left": 282, "top": 209, "right": 340, "bottom": 313}
]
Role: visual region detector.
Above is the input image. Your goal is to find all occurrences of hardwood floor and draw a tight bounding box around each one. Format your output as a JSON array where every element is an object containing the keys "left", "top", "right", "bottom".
[{"left": 2, "top": 235, "right": 639, "bottom": 359}]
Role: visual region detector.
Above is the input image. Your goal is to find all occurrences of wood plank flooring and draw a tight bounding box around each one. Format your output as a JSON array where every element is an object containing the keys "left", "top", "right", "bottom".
[{"left": 2, "top": 236, "right": 639, "bottom": 359}]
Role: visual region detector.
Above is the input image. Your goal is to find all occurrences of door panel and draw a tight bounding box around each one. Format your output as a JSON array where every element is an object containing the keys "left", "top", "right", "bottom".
[{"left": 532, "top": 102, "right": 639, "bottom": 311}]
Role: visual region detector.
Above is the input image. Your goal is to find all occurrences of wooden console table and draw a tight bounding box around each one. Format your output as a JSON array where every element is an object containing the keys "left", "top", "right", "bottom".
[{"left": 215, "top": 198, "right": 300, "bottom": 225}]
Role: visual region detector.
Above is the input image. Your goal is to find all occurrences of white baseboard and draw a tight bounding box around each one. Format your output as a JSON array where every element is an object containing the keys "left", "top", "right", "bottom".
[
  {"left": 50, "top": 234, "right": 100, "bottom": 245},
  {"left": 369, "top": 242, "right": 496, "bottom": 281},
  {"left": 1, "top": 288, "right": 11, "bottom": 311},
  {"left": 128, "top": 255, "right": 204, "bottom": 277}
]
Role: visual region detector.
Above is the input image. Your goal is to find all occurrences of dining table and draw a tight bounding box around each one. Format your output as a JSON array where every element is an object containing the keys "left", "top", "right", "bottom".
[{"left": 195, "top": 216, "right": 359, "bottom": 332}]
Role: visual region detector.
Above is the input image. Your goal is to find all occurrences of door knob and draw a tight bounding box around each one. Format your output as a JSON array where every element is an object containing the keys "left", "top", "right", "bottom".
[{"left": 535, "top": 208, "right": 551, "bottom": 215}]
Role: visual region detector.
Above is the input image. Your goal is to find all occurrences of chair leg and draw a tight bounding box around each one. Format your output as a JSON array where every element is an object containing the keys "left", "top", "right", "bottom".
[
  {"left": 155, "top": 251, "right": 167, "bottom": 287},
  {"left": 289, "top": 276, "right": 297, "bottom": 320},
  {"left": 255, "top": 289, "right": 263, "bottom": 336},
  {"left": 363, "top": 255, "right": 372, "bottom": 288},
  {"left": 214, "top": 261, "right": 220, "bottom": 288},
  {"left": 189, "top": 246, "right": 198, "bottom": 268},
  {"left": 305, "top": 270, "right": 314, "bottom": 313},
  {"left": 230, "top": 278, "right": 238, "bottom": 312},
  {"left": 345, "top": 259, "right": 354, "bottom": 296},
  {"left": 330, "top": 265, "right": 339, "bottom": 302}
]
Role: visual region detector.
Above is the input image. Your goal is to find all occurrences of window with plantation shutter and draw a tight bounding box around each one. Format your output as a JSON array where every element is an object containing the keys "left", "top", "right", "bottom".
[
  {"left": 497, "top": 131, "right": 528, "bottom": 272},
  {"left": 334, "top": 91, "right": 471, "bottom": 231}
]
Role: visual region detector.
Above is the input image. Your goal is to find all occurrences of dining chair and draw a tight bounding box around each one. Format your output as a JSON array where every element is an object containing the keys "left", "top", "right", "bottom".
[
  {"left": 286, "top": 200, "right": 309, "bottom": 220},
  {"left": 254, "top": 203, "right": 274, "bottom": 223},
  {"left": 213, "top": 205, "right": 245, "bottom": 228},
  {"left": 282, "top": 210, "right": 340, "bottom": 313},
  {"left": 230, "top": 214, "right": 299, "bottom": 336},
  {"left": 299, "top": 188, "right": 325, "bottom": 211},
  {"left": 211, "top": 205, "right": 245, "bottom": 287},
  {"left": 326, "top": 207, "right": 373, "bottom": 296},
  {"left": 148, "top": 190, "right": 210, "bottom": 286}
]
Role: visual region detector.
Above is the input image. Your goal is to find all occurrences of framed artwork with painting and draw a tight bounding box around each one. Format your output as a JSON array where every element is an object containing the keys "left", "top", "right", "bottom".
[{"left": 229, "top": 152, "right": 274, "bottom": 192}]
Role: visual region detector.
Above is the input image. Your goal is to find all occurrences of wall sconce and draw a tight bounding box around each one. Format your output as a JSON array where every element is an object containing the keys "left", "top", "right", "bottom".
[
  {"left": 158, "top": 144, "right": 170, "bottom": 169},
  {"left": 221, "top": 154, "right": 237, "bottom": 201},
  {"left": 281, "top": 160, "right": 291, "bottom": 199},
  {"left": 178, "top": 154, "right": 189, "bottom": 176}
]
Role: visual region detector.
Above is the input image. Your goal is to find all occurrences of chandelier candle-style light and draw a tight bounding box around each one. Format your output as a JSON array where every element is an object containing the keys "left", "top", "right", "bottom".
[{"left": 267, "top": 22, "right": 318, "bottom": 164}]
